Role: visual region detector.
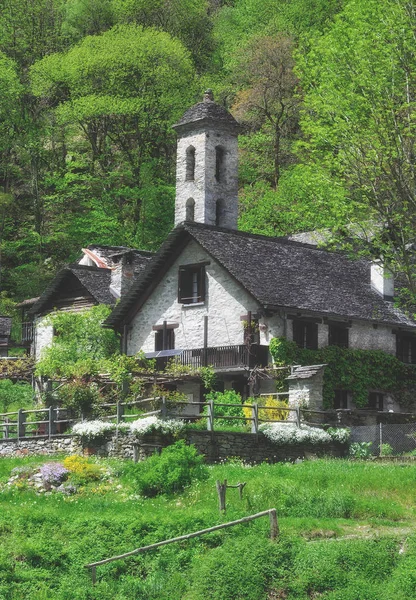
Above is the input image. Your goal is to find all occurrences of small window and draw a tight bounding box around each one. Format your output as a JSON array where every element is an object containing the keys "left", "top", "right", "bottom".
[
  {"left": 396, "top": 334, "right": 416, "bottom": 364},
  {"left": 293, "top": 320, "right": 318, "bottom": 350},
  {"left": 186, "top": 146, "right": 195, "bottom": 181},
  {"left": 178, "top": 264, "right": 206, "bottom": 304},
  {"left": 215, "top": 146, "right": 224, "bottom": 182},
  {"left": 329, "top": 324, "right": 349, "bottom": 348},
  {"left": 366, "top": 392, "right": 384, "bottom": 411},
  {"left": 243, "top": 319, "right": 260, "bottom": 345},
  {"left": 334, "top": 389, "right": 348, "bottom": 409},
  {"left": 155, "top": 328, "right": 175, "bottom": 351},
  {"left": 186, "top": 198, "right": 195, "bottom": 222}
]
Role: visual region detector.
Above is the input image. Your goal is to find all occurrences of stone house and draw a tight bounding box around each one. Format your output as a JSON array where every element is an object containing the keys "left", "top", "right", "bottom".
[
  {"left": 104, "top": 91, "right": 416, "bottom": 411},
  {"left": 27, "top": 245, "right": 153, "bottom": 359}
]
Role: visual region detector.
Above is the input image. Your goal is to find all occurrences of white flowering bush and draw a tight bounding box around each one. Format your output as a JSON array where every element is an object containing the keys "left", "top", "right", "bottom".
[
  {"left": 327, "top": 427, "right": 350, "bottom": 443},
  {"left": 259, "top": 422, "right": 332, "bottom": 445},
  {"left": 72, "top": 420, "right": 116, "bottom": 440},
  {"left": 129, "top": 416, "right": 184, "bottom": 436}
]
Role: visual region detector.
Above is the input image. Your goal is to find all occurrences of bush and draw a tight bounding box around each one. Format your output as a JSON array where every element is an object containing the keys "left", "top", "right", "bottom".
[
  {"left": 204, "top": 390, "right": 245, "bottom": 428},
  {"left": 349, "top": 442, "right": 373, "bottom": 458},
  {"left": 125, "top": 440, "right": 208, "bottom": 497},
  {"left": 63, "top": 455, "right": 102, "bottom": 483}
]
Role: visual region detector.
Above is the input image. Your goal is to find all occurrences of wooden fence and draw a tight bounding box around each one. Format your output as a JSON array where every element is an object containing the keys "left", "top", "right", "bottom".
[
  {"left": 85, "top": 508, "right": 279, "bottom": 584},
  {"left": 0, "top": 393, "right": 334, "bottom": 440}
]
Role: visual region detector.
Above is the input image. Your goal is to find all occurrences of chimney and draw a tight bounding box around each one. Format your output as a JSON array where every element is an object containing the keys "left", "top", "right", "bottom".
[
  {"left": 371, "top": 261, "right": 394, "bottom": 300},
  {"left": 110, "top": 253, "right": 135, "bottom": 299}
]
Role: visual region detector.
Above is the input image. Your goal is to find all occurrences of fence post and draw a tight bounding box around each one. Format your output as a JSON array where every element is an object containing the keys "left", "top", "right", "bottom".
[
  {"left": 4, "top": 417, "right": 9, "bottom": 440},
  {"left": 216, "top": 480, "right": 227, "bottom": 512},
  {"left": 251, "top": 403, "right": 258, "bottom": 434},
  {"left": 379, "top": 422, "right": 383, "bottom": 456},
  {"left": 116, "top": 401, "right": 124, "bottom": 424},
  {"left": 49, "top": 406, "right": 56, "bottom": 439},
  {"left": 17, "top": 409, "right": 25, "bottom": 440},
  {"left": 160, "top": 396, "right": 167, "bottom": 420},
  {"left": 207, "top": 400, "right": 214, "bottom": 431},
  {"left": 269, "top": 509, "right": 279, "bottom": 540},
  {"left": 295, "top": 406, "right": 301, "bottom": 428}
]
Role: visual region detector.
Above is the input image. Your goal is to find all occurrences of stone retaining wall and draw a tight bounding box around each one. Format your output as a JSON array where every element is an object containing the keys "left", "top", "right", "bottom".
[{"left": 0, "top": 431, "right": 347, "bottom": 463}]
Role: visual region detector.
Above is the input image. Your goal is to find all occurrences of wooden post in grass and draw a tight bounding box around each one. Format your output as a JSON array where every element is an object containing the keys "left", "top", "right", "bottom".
[
  {"left": 17, "top": 409, "right": 25, "bottom": 439},
  {"left": 269, "top": 509, "right": 279, "bottom": 540},
  {"left": 216, "top": 479, "right": 227, "bottom": 511}
]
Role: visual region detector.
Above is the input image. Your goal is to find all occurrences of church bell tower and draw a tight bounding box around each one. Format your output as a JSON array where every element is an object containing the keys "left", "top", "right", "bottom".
[{"left": 172, "top": 90, "right": 241, "bottom": 230}]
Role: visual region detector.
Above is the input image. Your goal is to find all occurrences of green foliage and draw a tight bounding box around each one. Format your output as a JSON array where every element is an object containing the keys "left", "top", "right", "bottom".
[
  {"left": 380, "top": 443, "right": 394, "bottom": 457},
  {"left": 35, "top": 305, "right": 119, "bottom": 378},
  {"left": 204, "top": 389, "right": 245, "bottom": 427},
  {"left": 269, "top": 337, "right": 416, "bottom": 408},
  {"left": 349, "top": 442, "right": 373, "bottom": 459},
  {"left": 55, "top": 380, "right": 102, "bottom": 416},
  {"left": 124, "top": 440, "right": 208, "bottom": 497},
  {"left": 187, "top": 535, "right": 298, "bottom": 600},
  {"left": 0, "top": 380, "right": 34, "bottom": 412}
]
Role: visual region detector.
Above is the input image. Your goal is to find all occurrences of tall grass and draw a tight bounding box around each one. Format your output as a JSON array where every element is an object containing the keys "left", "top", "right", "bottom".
[{"left": 1, "top": 457, "right": 416, "bottom": 598}]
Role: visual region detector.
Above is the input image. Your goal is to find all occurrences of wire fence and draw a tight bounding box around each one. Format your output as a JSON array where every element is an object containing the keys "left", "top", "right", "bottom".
[{"left": 350, "top": 423, "right": 416, "bottom": 456}]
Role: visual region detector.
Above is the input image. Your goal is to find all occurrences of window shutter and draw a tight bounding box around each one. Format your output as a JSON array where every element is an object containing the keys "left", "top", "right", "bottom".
[{"left": 199, "top": 265, "right": 206, "bottom": 302}]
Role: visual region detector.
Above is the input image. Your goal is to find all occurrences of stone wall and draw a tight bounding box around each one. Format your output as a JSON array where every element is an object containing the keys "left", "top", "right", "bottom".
[
  {"left": 0, "top": 431, "right": 347, "bottom": 463},
  {"left": 0, "top": 435, "right": 81, "bottom": 457}
]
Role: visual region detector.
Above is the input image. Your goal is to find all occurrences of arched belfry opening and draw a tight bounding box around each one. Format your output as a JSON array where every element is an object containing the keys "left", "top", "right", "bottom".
[
  {"left": 186, "top": 146, "right": 195, "bottom": 181},
  {"left": 215, "top": 146, "right": 225, "bottom": 182},
  {"left": 186, "top": 198, "right": 195, "bottom": 221}
]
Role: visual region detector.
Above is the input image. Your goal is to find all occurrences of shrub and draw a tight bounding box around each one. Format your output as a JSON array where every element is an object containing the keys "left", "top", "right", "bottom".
[
  {"left": 129, "top": 416, "right": 184, "bottom": 436},
  {"left": 39, "top": 462, "right": 68, "bottom": 486},
  {"left": 204, "top": 390, "right": 245, "bottom": 428},
  {"left": 349, "top": 442, "right": 373, "bottom": 458},
  {"left": 380, "top": 443, "right": 394, "bottom": 456},
  {"left": 71, "top": 419, "right": 116, "bottom": 440},
  {"left": 126, "top": 440, "right": 208, "bottom": 497},
  {"left": 63, "top": 455, "right": 102, "bottom": 483},
  {"left": 243, "top": 395, "right": 289, "bottom": 424},
  {"left": 260, "top": 422, "right": 332, "bottom": 445}
]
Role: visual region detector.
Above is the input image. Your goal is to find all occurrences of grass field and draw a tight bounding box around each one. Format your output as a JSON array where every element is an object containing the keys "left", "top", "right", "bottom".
[{"left": 1, "top": 456, "right": 416, "bottom": 599}]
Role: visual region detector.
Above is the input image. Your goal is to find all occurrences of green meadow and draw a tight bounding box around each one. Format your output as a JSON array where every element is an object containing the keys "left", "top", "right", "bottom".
[{"left": 2, "top": 456, "right": 416, "bottom": 599}]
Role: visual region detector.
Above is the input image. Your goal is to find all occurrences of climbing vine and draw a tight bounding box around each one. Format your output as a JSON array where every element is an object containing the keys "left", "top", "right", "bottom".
[{"left": 269, "top": 337, "right": 416, "bottom": 408}]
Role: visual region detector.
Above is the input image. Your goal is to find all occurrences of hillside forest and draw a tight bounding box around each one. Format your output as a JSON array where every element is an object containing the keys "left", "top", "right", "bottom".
[{"left": 0, "top": 0, "right": 415, "bottom": 309}]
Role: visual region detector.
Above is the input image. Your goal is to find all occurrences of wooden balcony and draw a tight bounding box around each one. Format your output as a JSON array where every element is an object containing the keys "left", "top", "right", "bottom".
[{"left": 154, "top": 344, "right": 269, "bottom": 371}]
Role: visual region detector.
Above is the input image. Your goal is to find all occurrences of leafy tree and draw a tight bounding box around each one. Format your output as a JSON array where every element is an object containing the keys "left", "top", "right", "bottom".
[
  {"left": 298, "top": 0, "right": 416, "bottom": 298},
  {"left": 35, "top": 305, "right": 119, "bottom": 377},
  {"left": 30, "top": 24, "right": 196, "bottom": 249},
  {"left": 232, "top": 35, "right": 299, "bottom": 188}
]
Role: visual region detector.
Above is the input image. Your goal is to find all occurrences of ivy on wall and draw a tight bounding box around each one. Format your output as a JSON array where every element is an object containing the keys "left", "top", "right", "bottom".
[{"left": 269, "top": 337, "right": 416, "bottom": 408}]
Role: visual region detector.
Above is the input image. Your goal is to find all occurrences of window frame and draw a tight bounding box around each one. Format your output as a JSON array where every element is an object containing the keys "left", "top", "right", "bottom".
[
  {"left": 328, "top": 323, "right": 349, "bottom": 348},
  {"left": 178, "top": 263, "right": 207, "bottom": 305},
  {"left": 333, "top": 389, "right": 348, "bottom": 409},
  {"left": 154, "top": 328, "right": 175, "bottom": 351},
  {"left": 396, "top": 333, "right": 416, "bottom": 364},
  {"left": 292, "top": 319, "right": 318, "bottom": 350}
]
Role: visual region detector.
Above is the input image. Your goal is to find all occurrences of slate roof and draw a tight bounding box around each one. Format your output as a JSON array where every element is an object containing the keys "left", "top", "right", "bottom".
[
  {"left": 105, "top": 222, "right": 416, "bottom": 331},
  {"left": 173, "top": 99, "right": 241, "bottom": 133},
  {"left": 29, "top": 265, "right": 114, "bottom": 316}
]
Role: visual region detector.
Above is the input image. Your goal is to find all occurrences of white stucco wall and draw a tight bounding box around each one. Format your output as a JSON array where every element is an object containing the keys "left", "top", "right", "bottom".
[
  {"left": 285, "top": 319, "right": 396, "bottom": 355},
  {"left": 127, "top": 240, "right": 260, "bottom": 355}
]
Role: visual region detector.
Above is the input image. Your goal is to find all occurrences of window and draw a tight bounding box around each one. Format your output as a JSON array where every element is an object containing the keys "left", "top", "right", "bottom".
[
  {"left": 215, "top": 146, "right": 224, "bottom": 182},
  {"left": 329, "top": 324, "right": 349, "bottom": 348},
  {"left": 292, "top": 320, "right": 318, "bottom": 350},
  {"left": 333, "top": 389, "right": 348, "bottom": 409},
  {"left": 243, "top": 318, "right": 260, "bottom": 345},
  {"left": 366, "top": 392, "right": 384, "bottom": 411},
  {"left": 178, "top": 264, "right": 206, "bottom": 304},
  {"left": 155, "top": 328, "right": 175, "bottom": 351},
  {"left": 186, "top": 146, "right": 195, "bottom": 181},
  {"left": 396, "top": 334, "right": 416, "bottom": 364},
  {"left": 185, "top": 198, "right": 195, "bottom": 222}
]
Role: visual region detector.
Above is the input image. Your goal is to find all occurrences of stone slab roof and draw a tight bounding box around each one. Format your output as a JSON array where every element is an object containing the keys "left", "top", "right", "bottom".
[
  {"left": 105, "top": 223, "right": 416, "bottom": 330},
  {"left": 85, "top": 245, "right": 153, "bottom": 273},
  {"left": 173, "top": 99, "right": 241, "bottom": 133},
  {"left": 287, "top": 365, "right": 327, "bottom": 380},
  {"left": 29, "top": 265, "right": 114, "bottom": 316}
]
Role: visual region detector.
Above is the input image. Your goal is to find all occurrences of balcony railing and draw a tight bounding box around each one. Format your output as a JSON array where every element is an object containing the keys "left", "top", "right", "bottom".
[
  {"left": 154, "top": 344, "right": 269, "bottom": 371},
  {"left": 10, "top": 322, "right": 34, "bottom": 346}
]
